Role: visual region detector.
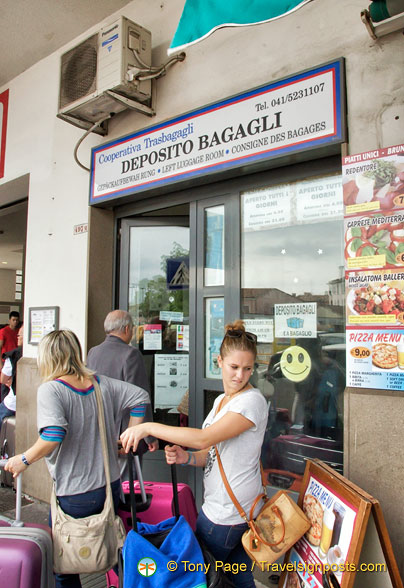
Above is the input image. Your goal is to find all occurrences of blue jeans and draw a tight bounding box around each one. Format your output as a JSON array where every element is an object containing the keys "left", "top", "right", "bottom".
[
  {"left": 0, "top": 401, "right": 15, "bottom": 434},
  {"left": 196, "top": 508, "right": 255, "bottom": 588},
  {"left": 50, "top": 479, "right": 121, "bottom": 588}
]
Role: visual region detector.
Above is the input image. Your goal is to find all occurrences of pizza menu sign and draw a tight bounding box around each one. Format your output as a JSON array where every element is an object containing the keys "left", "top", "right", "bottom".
[
  {"left": 282, "top": 473, "right": 357, "bottom": 588},
  {"left": 343, "top": 144, "right": 404, "bottom": 390}
]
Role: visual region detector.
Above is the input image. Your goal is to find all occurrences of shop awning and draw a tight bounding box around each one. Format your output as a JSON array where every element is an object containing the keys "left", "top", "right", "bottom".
[
  {"left": 168, "top": 0, "right": 314, "bottom": 55},
  {"left": 368, "top": 0, "right": 404, "bottom": 22}
]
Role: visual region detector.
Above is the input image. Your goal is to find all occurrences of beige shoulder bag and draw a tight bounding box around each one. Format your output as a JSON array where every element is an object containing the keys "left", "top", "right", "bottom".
[{"left": 51, "top": 376, "right": 126, "bottom": 574}]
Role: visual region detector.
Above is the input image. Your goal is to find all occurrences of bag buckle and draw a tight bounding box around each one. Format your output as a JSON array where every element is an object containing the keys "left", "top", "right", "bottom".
[{"left": 250, "top": 534, "right": 260, "bottom": 552}]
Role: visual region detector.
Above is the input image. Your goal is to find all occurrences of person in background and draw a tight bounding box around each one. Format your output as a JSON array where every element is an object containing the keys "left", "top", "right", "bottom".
[
  {"left": 5, "top": 329, "right": 151, "bottom": 588},
  {"left": 87, "top": 310, "right": 158, "bottom": 476},
  {"left": 0, "top": 325, "right": 23, "bottom": 431},
  {"left": 0, "top": 311, "right": 20, "bottom": 369},
  {"left": 120, "top": 320, "right": 268, "bottom": 588}
]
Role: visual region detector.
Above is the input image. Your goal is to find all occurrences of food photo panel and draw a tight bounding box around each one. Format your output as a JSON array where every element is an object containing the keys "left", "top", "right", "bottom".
[
  {"left": 343, "top": 145, "right": 404, "bottom": 218},
  {"left": 346, "top": 270, "right": 404, "bottom": 327},
  {"left": 346, "top": 328, "right": 404, "bottom": 390}
]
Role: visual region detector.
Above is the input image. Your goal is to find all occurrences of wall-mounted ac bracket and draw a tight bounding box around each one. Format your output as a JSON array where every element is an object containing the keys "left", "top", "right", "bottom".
[
  {"left": 361, "top": 8, "right": 404, "bottom": 39},
  {"left": 105, "top": 78, "right": 156, "bottom": 117},
  {"left": 57, "top": 80, "right": 156, "bottom": 136},
  {"left": 56, "top": 113, "right": 109, "bottom": 136}
]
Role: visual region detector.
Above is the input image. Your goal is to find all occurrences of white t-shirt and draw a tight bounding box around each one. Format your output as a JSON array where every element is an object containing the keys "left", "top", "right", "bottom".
[
  {"left": 2, "top": 358, "right": 16, "bottom": 412},
  {"left": 201, "top": 388, "right": 268, "bottom": 525}
]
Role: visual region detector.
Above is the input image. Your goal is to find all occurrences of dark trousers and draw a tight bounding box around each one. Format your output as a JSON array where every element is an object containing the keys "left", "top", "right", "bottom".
[
  {"left": 50, "top": 479, "right": 121, "bottom": 588},
  {"left": 196, "top": 508, "right": 255, "bottom": 588}
]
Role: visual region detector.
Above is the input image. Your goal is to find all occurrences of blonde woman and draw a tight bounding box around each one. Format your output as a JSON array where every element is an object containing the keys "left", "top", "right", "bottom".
[
  {"left": 121, "top": 321, "right": 268, "bottom": 588},
  {"left": 6, "top": 329, "right": 151, "bottom": 588}
]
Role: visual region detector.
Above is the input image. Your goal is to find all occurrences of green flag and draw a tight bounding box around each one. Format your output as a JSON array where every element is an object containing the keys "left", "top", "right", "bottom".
[{"left": 168, "top": 0, "right": 313, "bottom": 54}]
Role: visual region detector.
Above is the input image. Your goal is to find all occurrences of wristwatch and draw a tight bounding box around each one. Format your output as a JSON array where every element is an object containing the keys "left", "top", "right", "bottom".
[{"left": 21, "top": 454, "right": 30, "bottom": 466}]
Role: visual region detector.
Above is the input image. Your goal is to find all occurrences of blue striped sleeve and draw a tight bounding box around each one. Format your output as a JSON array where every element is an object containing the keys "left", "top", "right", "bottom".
[
  {"left": 40, "top": 426, "right": 66, "bottom": 443},
  {"left": 130, "top": 403, "right": 146, "bottom": 418}
]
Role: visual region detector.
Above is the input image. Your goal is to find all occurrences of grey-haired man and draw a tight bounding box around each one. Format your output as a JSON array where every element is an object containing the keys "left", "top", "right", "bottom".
[{"left": 87, "top": 310, "right": 158, "bottom": 477}]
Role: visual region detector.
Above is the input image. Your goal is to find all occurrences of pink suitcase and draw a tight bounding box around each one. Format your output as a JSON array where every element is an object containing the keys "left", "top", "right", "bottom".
[
  {"left": 120, "top": 480, "right": 197, "bottom": 530},
  {"left": 106, "top": 453, "right": 198, "bottom": 588},
  {"left": 0, "top": 459, "right": 54, "bottom": 588},
  {"left": 119, "top": 453, "right": 197, "bottom": 532}
]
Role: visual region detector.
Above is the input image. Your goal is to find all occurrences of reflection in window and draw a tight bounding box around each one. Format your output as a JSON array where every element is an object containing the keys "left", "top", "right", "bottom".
[
  {"left": 204, "top": 205, "right": 224, "bottom": 286},
  {"left": 128, "top": 225, "right": 190, "bottom": 429},
  {"left": 205, "top": 298, "right": 224, "bottom": 380},
  {"left": 241, "top": 173, "right": 345, "bottom": 493}
]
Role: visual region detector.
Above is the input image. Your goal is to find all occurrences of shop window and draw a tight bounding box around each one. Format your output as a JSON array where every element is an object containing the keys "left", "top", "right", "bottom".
[
  {"left": 241, "top": 173, "right": 345, "bottom": 493},
  {"left": 205, "top": 297, "right": 224, "bottom": 380},
  {"left": 204, "top": 205, "right": 224, "bottom": 286}
]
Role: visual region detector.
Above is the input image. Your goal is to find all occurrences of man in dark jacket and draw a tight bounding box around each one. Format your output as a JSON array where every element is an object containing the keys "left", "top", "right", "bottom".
[{"left": 87, "top": 310, "right": 158, "bottom": 477}]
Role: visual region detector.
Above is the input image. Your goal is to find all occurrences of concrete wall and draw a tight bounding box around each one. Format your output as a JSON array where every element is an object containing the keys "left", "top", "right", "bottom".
[
  {"left": 87, "top": 207, "right": 115, "bottom": 350},
  {"left": 16, "top": 358, "right": 52, "bottom": 502},
  {"left": 0, "top": 269, "right": 16, "bottom": 303}
]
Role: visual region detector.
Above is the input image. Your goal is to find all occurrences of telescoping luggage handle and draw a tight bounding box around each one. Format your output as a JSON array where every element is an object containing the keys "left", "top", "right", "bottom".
[
  {"left": 0, "top": 458, "right": 23, "bottom": 525},
  {"left": 126, "top": 450, "right": 180, "bottom": 533}
]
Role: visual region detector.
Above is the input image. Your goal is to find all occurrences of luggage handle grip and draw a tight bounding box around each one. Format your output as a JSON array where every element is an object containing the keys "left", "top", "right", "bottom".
[
  {"left": 0, "top": 458, "right": 23, "bottom": 524},
  {"left": 126, "top": 451, "right": 180, "bottom": 532}
]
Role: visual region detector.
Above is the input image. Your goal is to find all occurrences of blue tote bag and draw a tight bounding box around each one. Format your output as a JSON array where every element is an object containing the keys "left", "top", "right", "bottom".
[
  {"left": 121, "top": 452, "right": 206, "bottom": 588},
  {"left": 123, "top": 515, "right": 207, "bottom": 588}
]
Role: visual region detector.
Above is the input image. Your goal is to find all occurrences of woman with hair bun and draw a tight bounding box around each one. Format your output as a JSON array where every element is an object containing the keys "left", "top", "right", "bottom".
[{"left": 121, "top": 320, "right": 268, "bottom": 588}]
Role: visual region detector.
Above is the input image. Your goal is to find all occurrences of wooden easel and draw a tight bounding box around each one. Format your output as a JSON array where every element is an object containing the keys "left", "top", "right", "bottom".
[{"left": 280, "top": 459, "right": 402, "bottom": 588}]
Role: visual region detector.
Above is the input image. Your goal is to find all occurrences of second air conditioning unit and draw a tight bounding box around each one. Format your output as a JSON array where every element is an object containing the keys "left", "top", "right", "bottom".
[{"left": 58, "top": 16, "right": 153, "bottom": 134}]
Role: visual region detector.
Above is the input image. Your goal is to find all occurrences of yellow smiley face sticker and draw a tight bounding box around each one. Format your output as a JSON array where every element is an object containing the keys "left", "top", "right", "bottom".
[{"left": 280, "top": 346, "right": 311, "bottom": 382}]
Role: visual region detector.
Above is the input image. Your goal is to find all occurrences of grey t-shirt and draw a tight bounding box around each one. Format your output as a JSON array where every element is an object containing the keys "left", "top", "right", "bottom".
[
  {"left": 202, "top": 388, "right": 268, "bottom": 525},
  {"left": 37, "top": 375, "right": 150, "bottom": 496}
]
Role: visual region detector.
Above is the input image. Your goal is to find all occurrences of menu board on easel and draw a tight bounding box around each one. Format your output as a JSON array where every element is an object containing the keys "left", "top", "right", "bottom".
[{"left": 280, "top": 460, "right": 402, "bottom": 588}]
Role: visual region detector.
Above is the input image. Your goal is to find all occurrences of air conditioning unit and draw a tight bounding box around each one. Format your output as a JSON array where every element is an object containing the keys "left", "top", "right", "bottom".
[{"left": 57, "top": 16, "right": 153, "bottom": 134}]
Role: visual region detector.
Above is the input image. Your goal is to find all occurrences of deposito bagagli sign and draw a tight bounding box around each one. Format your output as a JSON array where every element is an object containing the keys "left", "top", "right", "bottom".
[{"left": 90, "top": 60, "right": 345, "bottom": 205}]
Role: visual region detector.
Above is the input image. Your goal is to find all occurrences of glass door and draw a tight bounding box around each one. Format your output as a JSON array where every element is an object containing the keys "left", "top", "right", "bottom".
[{"left": 120, "top": 215, "right": 190, "bottom": 440}]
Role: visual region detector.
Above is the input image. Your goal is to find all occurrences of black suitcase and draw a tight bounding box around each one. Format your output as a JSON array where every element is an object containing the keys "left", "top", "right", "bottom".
[{"left": 0, "top": 415, "right": 16, "bottom": 486}]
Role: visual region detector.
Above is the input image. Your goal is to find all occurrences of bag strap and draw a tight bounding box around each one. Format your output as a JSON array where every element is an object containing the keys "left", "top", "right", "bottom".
[
  {"left": 248, "top": 498, "right": 286, "bottom": 547},
  {"left": 92, "top": 376, "right": 112, "bottom": 498},
  {"left": 213, "top": 444, "right": 249, "bottom": 523},
  {"left": 216, "top": 446, "right": 286, "bottom": 547}
]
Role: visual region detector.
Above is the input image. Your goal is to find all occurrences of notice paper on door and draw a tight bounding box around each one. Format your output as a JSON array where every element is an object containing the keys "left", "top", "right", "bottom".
[
  {"left": 143, "top": 324, "right": 162, "bottom": 350},
  {"left": 154, "top": 354, "right": 189, "bottom": 409}
]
